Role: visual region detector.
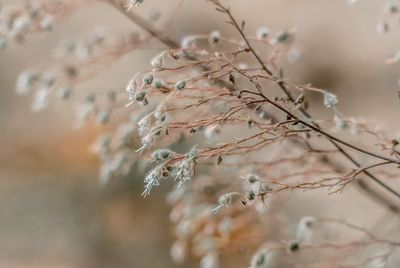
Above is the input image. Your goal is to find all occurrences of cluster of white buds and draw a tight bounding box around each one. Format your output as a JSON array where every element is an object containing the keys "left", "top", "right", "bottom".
[
  {"left": 142, "top": 164, "right": 172, "bottom": 197},
  {"left": 135, "top": 110, "right": 168, "bottom": 154},
  {"left": 172, "top": 145, "right": 198, "bottom": 188},
  {"left": 15, "top": 69, "right": 63, "bottom": 112},
  {"left": 0, "top": 2, "right": 62, "bottom": 46}
]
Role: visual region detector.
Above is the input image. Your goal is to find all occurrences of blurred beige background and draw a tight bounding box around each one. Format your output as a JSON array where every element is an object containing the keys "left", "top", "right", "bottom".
[{"left": 0, "top": 0, "right": 399, "bottom": 267}]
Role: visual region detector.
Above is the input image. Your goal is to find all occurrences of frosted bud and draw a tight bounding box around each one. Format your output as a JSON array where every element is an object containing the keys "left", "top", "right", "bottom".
[
  {"left": 40, "top": 16, "right": 54, "bottom": 32},
  {"left": 246, "top": 174, "right": 260, "bottom": 184},
  {"left": 181, "top": 35, "right": 196, "bottom": 49},
  {"left": 151, "top": 149, "right": 173, "bottom": 162},
  {"left": 153, "top": 78, "right": 166, "bottom": 89},
  {"left": 256, "top": 27, "right": 270, "bottom": 40},
  {"left": 151, "top": 52, "right": 164, "bottom": 70},
  {"left": 385, "top": 1, "right": 399, "bottom": 14},
  {"left": 170, "top": 240, "right": 187, "bottom": 264},
  {"left": 200, "top": 253, "right": 219, "bottom": 268},
  {"left": 31, "top": 88, "right": 50, "bottom": 112},
  {"left": 42, "top": 72, "right": 57, "bottom": 88},
  {"left": 377, "top": 21, "right": 389, "bottom": 34},
  {"left": 175, "top": 80, "right": 186, "bottom": 91},
  {"left": 274, "top": 30, "right": 291, "bottom": 44},
  {"left": 212, "top": 192, "right": 241, "bottom": 213},
  {"left": 90, "top": 28, "right": 106, "bottom": 44},
  {"left": 250, "top": 249, "right": 275, "bottom": 268},
  {"left": 57, "top": 86, "right": 72, "bottom": 100},
  {"left": 208, "top": 31, "right": 221, "bottom": 45},
  {"left": 0, "top": 35, "right": 7, "bottom": 50},
  {"left": 323, "top": 90, "right": 338, "bottom": 108},
  {"left": 96, "top": 110, "right": 111, "bottom": 125},
  {"left": 296, "top": 216, "right": 316, "bottom": 242},
  {"left": 154, "top": 111, "right": 166, "bottom": 122},
  {"left": 16, "top": 70, "right": 38, "bottom": 95},
  {"left": 204, "top": 124, "right": 220, "bottom": 139},
  {"left": 143, "top": 73, "right": 153, "bottom": 85},
  {"left": 134, "top": 91, "right": 147, "bottom": 102},
  {"left": 11, "top": 16, "right": 30, "bottom": 36}
]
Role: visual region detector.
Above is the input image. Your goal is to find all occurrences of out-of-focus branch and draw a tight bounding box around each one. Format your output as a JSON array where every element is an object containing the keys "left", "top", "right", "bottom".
[{"left": 106, "top": 0, "right": 179, "bottom": 48}]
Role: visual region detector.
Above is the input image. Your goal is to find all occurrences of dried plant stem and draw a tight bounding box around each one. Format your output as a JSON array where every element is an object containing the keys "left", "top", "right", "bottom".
[
  {"left": 210, "top": 0, "right": 400, "bottom": 205},
  {"left": 107, "top": 0, "right": 400, "bottom": 212}
]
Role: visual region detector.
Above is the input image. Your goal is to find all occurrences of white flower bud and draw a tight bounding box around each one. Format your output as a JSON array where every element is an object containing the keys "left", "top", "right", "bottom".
[
  {"left": 170, "top": 240, "right": 186, "bottom": 264},
  {"left": 296, "top": 216, "right": 316, "bottom": 242},
  {"left": 250, "top": 248, "right": 275, "bottom": 268},
  {"left": 323, "top": 90, "right": 338, "bottom": 108},
  {"left": 16, "top": 70, "right": 37, "bottom": 95},
  {"left": 57, "top": 86, "right": 72, "bottom": 100},
  {"left": 181, "top": 35, "right": 196, "bottom": 49},
  {"left": 274, "top": 30, "right": 291, "bottom": 44},
  {"left": 385, "top": 1, "right": 399, "bottom": 14},
  {"left": 204, "top": 124, "right": 220, "bottom": 139},
  {"left": 175, "top": 79, "right": 186, "bottom": 91},
  {"left": 151, "top": 149, "right": 173, "bottom": 162},
  {"left": 151, "top": 53, "right": 164, "bottom": 70},
  {"left": 143, "top": 73, "right": 153, "bottom": 85},
  {"left": 0, "top": 35, "right": 7, "bottom": 50},
  {"left": 40, "top": 16, "right": 54, "bottom": 32},
  {"left": 200, "top": 253, "right": 219, "bottom": 268},
  {"left": 96, "top": 110, "right": 111, "bottom": 125},
  {"left": 11, "top": 16, "right": 30, "bottom": 36},
  {"left": 256, "top": 27, "right": 270, "bottom": 40},
  {"left": 209, "top": 31, "right": 221, "bottom": 45},
  {"left": 31, "top": 88, "right": 49, "bottom": 112},
  {"left": 153, "top": 78, "right": 166, "bottom": 88}
]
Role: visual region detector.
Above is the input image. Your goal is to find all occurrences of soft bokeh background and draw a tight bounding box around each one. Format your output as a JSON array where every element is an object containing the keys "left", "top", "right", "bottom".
[{"left": 1, "top": 0, "right": 400, "bottom": 267}]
